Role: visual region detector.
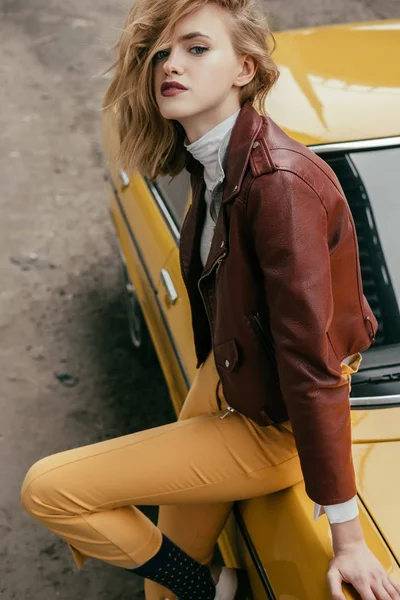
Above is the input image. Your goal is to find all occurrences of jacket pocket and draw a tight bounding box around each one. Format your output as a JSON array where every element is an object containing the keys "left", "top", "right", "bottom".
[
  {"left": 250, "top": 312, "right": 277, "bottom": 368},
  {"left": 214, "top": 339, "right": 239, "bottom": 372}
]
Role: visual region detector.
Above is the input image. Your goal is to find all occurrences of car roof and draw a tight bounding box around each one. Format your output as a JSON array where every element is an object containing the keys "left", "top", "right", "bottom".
[{"left": 266, "top": 20, "right": 400, "bottom": 146}]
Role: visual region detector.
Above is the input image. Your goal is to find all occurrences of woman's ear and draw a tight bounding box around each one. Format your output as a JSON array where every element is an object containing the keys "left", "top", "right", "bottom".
[{"left": 234, "top": 55, "right": 257, "bottom": 88}]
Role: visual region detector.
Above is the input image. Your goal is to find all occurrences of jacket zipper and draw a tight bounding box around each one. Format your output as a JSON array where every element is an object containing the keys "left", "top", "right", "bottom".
[
  {"left": 251, "top": 312, "right": 277, "bottom": 367},
  {"left": 216, "top": 252, "right": 237, "bottom": 418},
  {"left": 215, "top": 251, "right": 227, "bottom": 278},
  {"left": 196, "top": 250, "right": 227, "bottom": 339},
  {"left": 197, "top": 250, "right": 236, "bottom": 419},
  {"left": 197, "top": 250, "right": 227, "bottom": 298}
]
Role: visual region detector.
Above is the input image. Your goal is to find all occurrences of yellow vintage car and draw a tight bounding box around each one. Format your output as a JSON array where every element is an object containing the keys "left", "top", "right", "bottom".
[{"left": 101, "top": 20, "right": 400, "bottom": 600}]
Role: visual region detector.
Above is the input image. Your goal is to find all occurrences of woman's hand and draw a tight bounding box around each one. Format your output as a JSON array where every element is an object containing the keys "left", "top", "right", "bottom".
[
  {"left": 327, "top": 542, "right": 400, "bottom": 600},
  {"left": 327, "top": 518, "right": 400, "bottom": 600}
]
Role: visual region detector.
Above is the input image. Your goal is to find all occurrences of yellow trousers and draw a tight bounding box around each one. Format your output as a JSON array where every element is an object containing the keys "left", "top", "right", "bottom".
[{"left": 20, "top": 350, "right": 361, "bottom": 599}]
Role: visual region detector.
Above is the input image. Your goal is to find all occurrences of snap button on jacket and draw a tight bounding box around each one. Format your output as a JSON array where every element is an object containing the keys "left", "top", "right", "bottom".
[{"left": 180, "top": 100, "right": 379, "bottom": 506}]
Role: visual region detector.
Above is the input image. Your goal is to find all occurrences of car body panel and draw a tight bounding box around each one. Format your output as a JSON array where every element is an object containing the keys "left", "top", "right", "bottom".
[
  {"left": 110, "top": 195, "right": 191, "bottom": 412},
  {"left": 109, "top": 196, "right": 169, "bottom": 352},
  {"left": 101, "top": 20, "right": 400, "bottom": 598},
  {"left": 353, "top": 442, "right": 400, "bottom": 564},
  {"left": 102, "top": 108, "right": 175, "bottom": 287},
  {"left": 118, "top": 172, "right": 175, "bottom": 287},
  {"left": 159, "top": 246, "right": 199, "bottom": 387},
  {"left": 268, "top": 20, "right": 400, "bottom": 145},
  {"left": 351, "top": 407, "right": 400, "bottom": 442},
  {"left": 236, "top": 483, "right": 399, "bottom": 600}
]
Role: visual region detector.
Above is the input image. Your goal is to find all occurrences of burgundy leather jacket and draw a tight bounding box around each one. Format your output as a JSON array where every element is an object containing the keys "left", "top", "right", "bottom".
[{"left": 180, "top": 99, "right": 378, "bottom": 505}]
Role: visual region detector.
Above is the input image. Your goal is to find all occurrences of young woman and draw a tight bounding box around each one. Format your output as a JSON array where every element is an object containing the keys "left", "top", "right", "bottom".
[{"left": 20, "top": 1, "right": 400, "bottom": 599}]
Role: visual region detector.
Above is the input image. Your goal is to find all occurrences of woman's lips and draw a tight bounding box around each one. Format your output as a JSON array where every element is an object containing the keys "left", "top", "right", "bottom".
[{"left": 161, "top": 88, "right": 188, "bottom": 97}]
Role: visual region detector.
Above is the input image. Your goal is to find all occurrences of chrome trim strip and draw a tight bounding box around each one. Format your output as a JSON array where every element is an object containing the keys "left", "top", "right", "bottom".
[
  {"left": 351, "top": 393, "right": 400, "bottom": 408},
  {"left": 233, "top": 504, "right": 276, "bottom": 599},
  {"left": 105, "top": 169, "right": 190, "bottom": 389},
  {"left": 144, "top": 178, "right": 181, "bottom": 243},
  {"left": 309, "top": 136, "right": 400, "bottom": 154}
]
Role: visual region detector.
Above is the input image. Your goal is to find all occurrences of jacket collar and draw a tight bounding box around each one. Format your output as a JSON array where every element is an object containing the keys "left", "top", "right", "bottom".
[
  {"left": 183, "top": 109, "right": 240, "bottom": 193},
  {"left": 185, "top": 100, "right": 264, "bottom": 202},
  {"left": 180, "top": 101, "right": 265, "bottom": 285}
]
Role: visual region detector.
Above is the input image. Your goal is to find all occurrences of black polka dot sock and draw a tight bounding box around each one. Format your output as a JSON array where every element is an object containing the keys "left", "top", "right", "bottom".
[{"left": 124, "top": 533, "right": 216, "bottom": 599}]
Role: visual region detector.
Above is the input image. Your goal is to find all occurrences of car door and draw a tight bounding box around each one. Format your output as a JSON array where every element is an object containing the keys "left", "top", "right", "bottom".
[
  {"left": 151, "top": 171, "right": 199, "bottom": 412},
  {"left": 115, "top": 170, "right": 176, "bottom": 294},
  {"left": 102, "top": 105, "right": 175, "bottom": 288},
  {"left": 102, "top": 109, "right": 184, "bottom": 373}
]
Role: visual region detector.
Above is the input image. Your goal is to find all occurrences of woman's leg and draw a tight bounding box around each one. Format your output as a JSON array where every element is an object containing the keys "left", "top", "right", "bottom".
[
  {"left": 20, "top": 350, "right": 302, "bottom": 590},
  {"left": 145, "top": 352, "right": 235, "bottom": 600},
  {"left": 145, "top": 352, "right": 361, "bottom": 600}
]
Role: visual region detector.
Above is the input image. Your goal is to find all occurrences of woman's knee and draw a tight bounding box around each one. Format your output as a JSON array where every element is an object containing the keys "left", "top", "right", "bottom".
[{"left": 20, "top": 454, "right": 61, "bottom": 518}]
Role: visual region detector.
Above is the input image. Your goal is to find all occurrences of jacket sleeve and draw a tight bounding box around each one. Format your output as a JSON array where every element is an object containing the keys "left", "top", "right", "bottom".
[{"left": 246, "top": 170, "right": 357, "bottom": 506}]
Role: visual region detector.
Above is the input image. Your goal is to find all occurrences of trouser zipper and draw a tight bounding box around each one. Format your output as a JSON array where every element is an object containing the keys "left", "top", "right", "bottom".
[
  {"left": 216, "top": 371, "right": 235, "bottom": 419},
  {"left": 220, "top": 405, "right": 236, "bottom": 419}
]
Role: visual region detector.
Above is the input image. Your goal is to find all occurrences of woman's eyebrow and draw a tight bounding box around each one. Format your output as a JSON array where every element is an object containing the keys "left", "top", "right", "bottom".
[{"left": 177, "top": 31, "right": 212, "bottom": 42}]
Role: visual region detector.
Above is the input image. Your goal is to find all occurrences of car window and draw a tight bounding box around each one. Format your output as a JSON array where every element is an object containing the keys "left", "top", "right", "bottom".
[
  {"left": 154, "top": 170, "right": 191, "bottom": 230},
  {"left": 324, "top": 147, "right": 400, "bottom": 347}
]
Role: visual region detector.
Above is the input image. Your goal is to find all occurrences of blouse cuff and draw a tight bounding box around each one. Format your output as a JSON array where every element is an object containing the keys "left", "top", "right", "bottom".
[{"left": 314, "top": 496, "right": 359, "bottom": 524}]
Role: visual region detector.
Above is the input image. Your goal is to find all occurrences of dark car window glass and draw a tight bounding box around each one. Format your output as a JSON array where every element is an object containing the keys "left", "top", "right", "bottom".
[
  {"left": 154, "top": 171, "right": 191, "bottom": 229},
  {"left": 325, "top": 147, "right": 400, "bottom": 347}
]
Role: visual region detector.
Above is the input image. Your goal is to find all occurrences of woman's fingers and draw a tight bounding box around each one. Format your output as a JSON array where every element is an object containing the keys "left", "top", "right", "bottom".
[
  {"left": 327, "top": 568, "right": 400, "bottom": 600},
  {"left": 370, "top": 580, "right": 394, "bottom": 600},
  {"left": 382, "top": 576, "right": 400, "bottom": 600},
  {"left": 351, "top": 584, "right": 377, "bottom": 600},
  {"left": 327, "top": 545, "right": 400, "bottom": 600},
  {"left": 387, "top": 577, "right": 400, "bottom": 596},
  {"left": 326, "top": 568, "right": 346, "bottom": 600}
]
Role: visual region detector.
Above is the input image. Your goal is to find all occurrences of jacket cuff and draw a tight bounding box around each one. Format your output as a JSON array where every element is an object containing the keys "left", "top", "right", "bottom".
[{"left": 314, "top": 496, "right": 359, "bottom": 523}]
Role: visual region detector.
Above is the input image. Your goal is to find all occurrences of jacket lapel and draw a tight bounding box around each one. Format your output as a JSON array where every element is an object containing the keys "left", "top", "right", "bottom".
[
  {"left": 222, "top": 100, "right": 263, "bottom": 203},
  {"left": 179, "top": 175, "right": 206, "bottom": 283},
  {"left": 181, "top": 100, "right": 263, "bottom": 282}
]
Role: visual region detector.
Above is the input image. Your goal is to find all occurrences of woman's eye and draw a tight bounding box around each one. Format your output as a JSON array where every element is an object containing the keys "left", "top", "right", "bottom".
[
  {"left": 153, "top": 50, "right": 169, "bottom": 62},
  {"left": 153, "top": 46, "right": 208, "bottom": 62},
  {"left": 190, "top": 46, "right": 208, "bottom": 55}
]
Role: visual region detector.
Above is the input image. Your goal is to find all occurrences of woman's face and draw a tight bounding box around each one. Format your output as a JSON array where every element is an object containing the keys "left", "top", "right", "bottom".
[{"left": 152, "top": 4, "right": 255, "bottom": 142}]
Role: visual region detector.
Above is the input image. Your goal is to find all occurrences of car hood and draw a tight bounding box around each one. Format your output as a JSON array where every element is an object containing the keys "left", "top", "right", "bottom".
[
  {"left": 353, "top": 439, "right": 400, "bottom": 563},
  {"left": 268, "top": 20, "right": 400, "bottom": 145}
]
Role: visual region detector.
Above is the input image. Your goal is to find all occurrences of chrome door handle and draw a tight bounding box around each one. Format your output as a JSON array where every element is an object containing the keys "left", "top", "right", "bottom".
[
  {"left": 119, "top": 169, "right": 130, "bottom": 190},
  {"left": 160, "top": 269, "right": 178, "bottom": 305}
]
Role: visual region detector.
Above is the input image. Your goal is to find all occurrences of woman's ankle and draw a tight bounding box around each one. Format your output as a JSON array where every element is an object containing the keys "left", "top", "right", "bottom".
[{"left": 209, "top": 564, "right": 223, "bottom": 585}]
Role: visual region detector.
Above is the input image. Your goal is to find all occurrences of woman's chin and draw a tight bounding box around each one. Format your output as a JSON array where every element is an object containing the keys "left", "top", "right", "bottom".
[{"left": 157, "top": 98, "right": 194, "bottom": 121}]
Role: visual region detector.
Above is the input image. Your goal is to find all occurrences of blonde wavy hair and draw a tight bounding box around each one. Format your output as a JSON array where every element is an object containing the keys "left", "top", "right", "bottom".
[{"left": 103, "top": 0, "right": 279, "bottom": 181}]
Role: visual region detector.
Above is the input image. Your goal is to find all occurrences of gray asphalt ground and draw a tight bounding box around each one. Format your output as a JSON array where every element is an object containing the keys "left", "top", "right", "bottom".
[{"left": 1, "top": 1, "right": 399, "bottom": 599}]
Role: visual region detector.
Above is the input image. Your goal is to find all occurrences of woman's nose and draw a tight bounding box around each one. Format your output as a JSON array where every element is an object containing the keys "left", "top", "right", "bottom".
[{"left": 163, "top": 54, "right": 183, "bottom": 76}]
